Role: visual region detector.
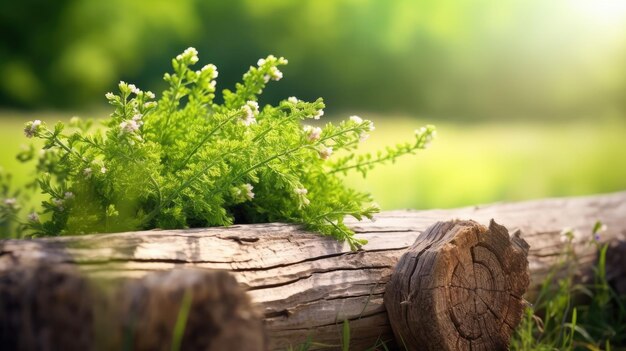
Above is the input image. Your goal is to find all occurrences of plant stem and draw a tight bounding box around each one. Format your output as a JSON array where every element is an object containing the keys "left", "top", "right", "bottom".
[{"left": 174, "top": 111, "right": 241, "bottom": 172}]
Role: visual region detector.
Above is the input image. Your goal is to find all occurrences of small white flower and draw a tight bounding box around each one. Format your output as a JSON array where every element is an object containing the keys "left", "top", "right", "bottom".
[
  {"left": 268, "top": 66, "right": 283, "bottom": 81},
  {"left": 132, "top": 114, "right": 144, "bottom": 126},
  {"left": 145, "top": 91, "right": 155, "bottom": 99},
  {"left": 257, "top": 58, "right": 266, "bottom": 67},
  {"left": 120, "top": 119, "right": 140, "bottom": 134},
  {"left": 368, "top": 121, "right": 375, "bottom": 131},
  {"left": 243, "top": 183, "right": 254, "bottom": 200},
  {"left": 319, "top": 147, "right": 333, "bottom": 160},
  {"left": 599, "top": 224, "right": 608, "bottom": 233},
  {"left": 313, "top": 109, "right": 324, "bottom": 120},
  {"left": 209, "top": 80, "right": 216, "bottom": 90},
  {"left": 100, "top": 166, "right": 107, "bottom": 174},
  {"left": 287, "top": 96, "right": 299, "bottom": 104},
  {"left": 247, "top": 101, "right": 259, "bottom": 113},
  {"left": 201, "top": 64, "right": 218, "bottom": 79},
  {"left": 424, "top": 131, "right": 435, "bottom": 147},
  {"left": 31, "top": 119, "right": 41, "bottom": 130},
  {"left": 304, "top": 126, "right": 322, "bottom": 142},
  {"left": 53, "top": 198, "right": 64, "bottom": 210},
  {"left": 24, "top": 120, "right": 42, "bottom": 138},
  {"left": 83, "top": 167, "right": 93, "bottom": 177},
  {"left": 3, "top": 198, "right": 17, "bottom": 208},
  {"left": 64, "top": 192, "right": 74, "bottom": 200},
  {"left": 180, "top": 47, "right": 199, "bottom": 64},
  {"left": 242, "top": 115, "right": 256, "bottom": 126},
  {"left": 105, "top": 92, "right": 115, "bottom": 100},
  {"left": 241, "top": 101, "right": 259, "bottom": 126},
  {"left": 263, "top": 75, "right": 270, "bottom": 83},
  {"left": 359, "top": 133, "right": 370, "bottom": 142},
  {"left": 349, "top": 115, "right": 363, "bottom": 124},
  {"left": 294, "top": 187, "right": 310, "bottom": 207},
  {"left": 27, "top": 212, "right": 39, "bottom": 222},
  {"left": 128, "top": 84, "right": 141, "bottom": 95}
]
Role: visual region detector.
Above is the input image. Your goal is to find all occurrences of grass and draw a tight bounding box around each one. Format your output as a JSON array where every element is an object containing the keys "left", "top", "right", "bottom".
[
  {"left": 510, "top": 222, "right": 626, "bottom": 350},
  {"left": 345, "top": 114, "right": 626, "bottom": 209},
  {"left": 171, "top": 289, "right": 193, "bottom": 351},
  {"left": 1, "top": 110, "right": 625, "bottom": 210}
]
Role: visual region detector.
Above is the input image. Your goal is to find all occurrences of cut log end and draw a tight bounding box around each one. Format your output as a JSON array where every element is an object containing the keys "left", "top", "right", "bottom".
[{"left": 384, "top": 219, "right": 530, "bottom": 351}]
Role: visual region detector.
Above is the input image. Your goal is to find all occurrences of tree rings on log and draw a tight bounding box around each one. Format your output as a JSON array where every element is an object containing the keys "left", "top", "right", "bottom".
[{"left": 384, "top": 219, "right": 530, "bottom": 351}]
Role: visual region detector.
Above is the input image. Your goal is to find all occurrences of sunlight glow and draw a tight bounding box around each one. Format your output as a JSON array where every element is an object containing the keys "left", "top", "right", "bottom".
[{"left": 570, "top": 0, "right": 626, "bottom": 29}]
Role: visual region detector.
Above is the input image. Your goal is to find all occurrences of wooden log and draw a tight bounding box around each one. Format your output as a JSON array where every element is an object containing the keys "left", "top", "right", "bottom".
[
  {"left": 0, "top": 256, "right": 267, "bottom": 351},
  {"left": 385, "top": 220, "right": 529, "bottom": 351},
  {"left": 0, "top": 191, "right": 625, "bottom": 350}
]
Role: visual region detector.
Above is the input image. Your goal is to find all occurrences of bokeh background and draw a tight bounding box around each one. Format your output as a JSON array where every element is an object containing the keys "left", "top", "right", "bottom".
[{"left": 1, "top": 0, "right": 625, "bottom": 209}]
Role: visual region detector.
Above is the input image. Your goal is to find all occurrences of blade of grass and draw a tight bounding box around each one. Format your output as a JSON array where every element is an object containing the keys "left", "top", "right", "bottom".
[
  {"left": 341, "top": 319, "right": 350, "bottom": 351},
  {"left": 171, "top": 289, "right": 193, "bottom": 351}
]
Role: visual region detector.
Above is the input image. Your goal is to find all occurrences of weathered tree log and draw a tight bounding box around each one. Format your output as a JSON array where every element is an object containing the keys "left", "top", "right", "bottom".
[
  {"left": 385, "top": 220, "right": 529, "bottom": 351},
  {"left": 0, "top": 258, "right": 267, "bottom": 351},
  {"left": 1, "top": 191, "right": 625, "bottom": 350}
]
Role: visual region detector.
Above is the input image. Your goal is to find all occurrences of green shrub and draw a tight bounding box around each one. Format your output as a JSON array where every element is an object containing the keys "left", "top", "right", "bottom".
[{"left": 0, "top": 48, "right": 435, "bottom": 248}]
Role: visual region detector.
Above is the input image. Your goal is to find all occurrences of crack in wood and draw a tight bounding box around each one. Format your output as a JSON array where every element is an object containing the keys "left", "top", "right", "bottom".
[{"left": 247, "top": 266, "right": 391, "bottom": 291}]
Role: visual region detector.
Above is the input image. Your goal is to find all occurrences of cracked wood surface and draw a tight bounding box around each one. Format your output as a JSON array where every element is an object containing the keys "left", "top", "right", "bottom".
[
  {"left": 385, "top": 220, "right": 530, "bottom": 351},
  {"left": 1, "top": 191, "right": 625, "bottom": 350}
]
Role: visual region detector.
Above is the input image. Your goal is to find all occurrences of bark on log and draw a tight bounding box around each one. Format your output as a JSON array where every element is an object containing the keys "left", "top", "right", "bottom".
[
  {"left": 385, "top": 220, "right": 529, "bottom": 351},
  {"left": 1, "top": 191, "right": 625, "bottom": 350},
  {"left": 0, "top": 259, "right": 267, "bottom": 351}
]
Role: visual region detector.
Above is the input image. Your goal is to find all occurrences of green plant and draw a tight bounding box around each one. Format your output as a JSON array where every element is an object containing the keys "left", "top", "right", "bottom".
[
  {"left": 0, "top": 48, "right": 435, "bottom": 248},
  {"left": 171, "top": 289, "right": 193, "bottom": 351},
  {"left": 511, "top": 221, "right": 626, "bottom": 350}
]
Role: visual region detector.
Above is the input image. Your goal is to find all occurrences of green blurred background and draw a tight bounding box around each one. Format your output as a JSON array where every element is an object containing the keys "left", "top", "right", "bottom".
[{"left": 1, "top": 0, "right": 625, "bottom": 210}]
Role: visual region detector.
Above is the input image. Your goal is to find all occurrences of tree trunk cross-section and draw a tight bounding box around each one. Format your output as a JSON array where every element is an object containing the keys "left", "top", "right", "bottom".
[
  {"left": 0, "top": 191, "right": 625, "bottom": 350},
  {"left": 385, "top": 220, "right": 529, "bottom": 351}
]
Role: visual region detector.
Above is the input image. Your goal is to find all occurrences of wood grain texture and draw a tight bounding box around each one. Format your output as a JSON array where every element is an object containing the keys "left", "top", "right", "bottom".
[
  {"left": 385, "top": 220, "right": 529, "bottom": 351},
  {"left": 1, "top": 191, "right": 625, "bottom": 350}
]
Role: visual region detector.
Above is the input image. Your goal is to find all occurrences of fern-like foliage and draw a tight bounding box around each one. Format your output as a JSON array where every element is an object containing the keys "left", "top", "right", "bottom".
[{"left": 2, "top": 48, "right": 435, "bottom": 249}]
